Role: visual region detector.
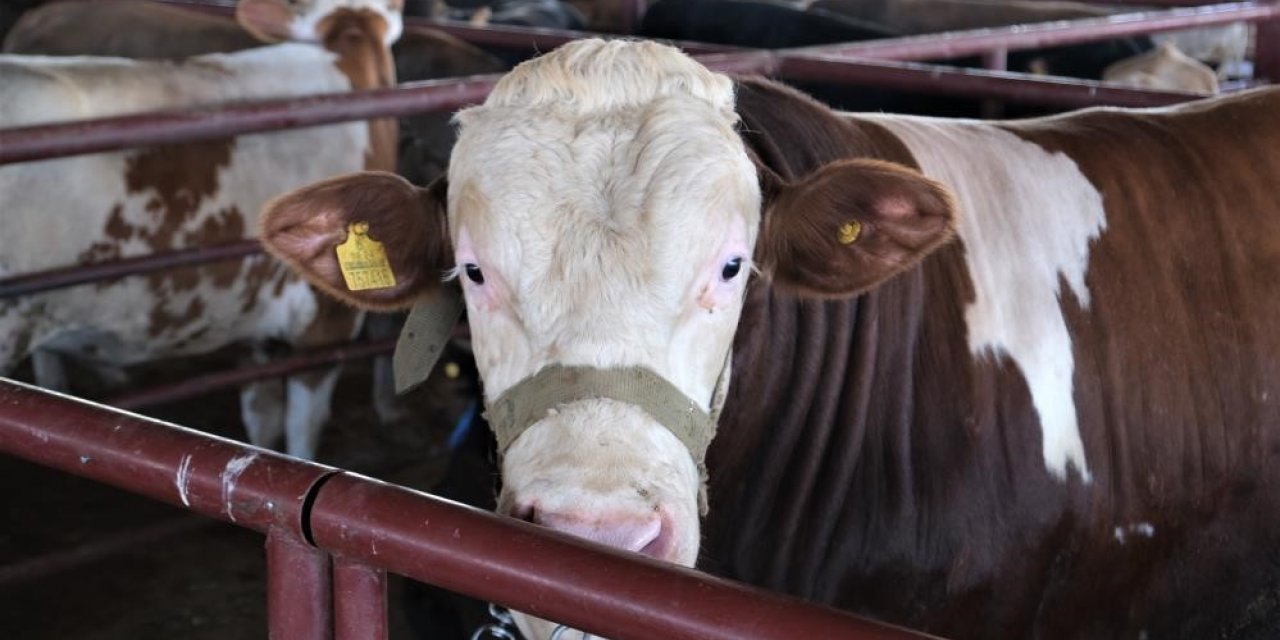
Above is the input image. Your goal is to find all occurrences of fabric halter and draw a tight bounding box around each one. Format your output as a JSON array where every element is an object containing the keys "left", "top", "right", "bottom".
[{"left": 393, "top": 287, "right": 732, "bottom": 514}]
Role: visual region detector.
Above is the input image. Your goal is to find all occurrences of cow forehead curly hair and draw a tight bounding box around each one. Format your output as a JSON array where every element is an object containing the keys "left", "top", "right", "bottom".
[{"left": 455, "top": 38, "right": 738, "bottom": 121}]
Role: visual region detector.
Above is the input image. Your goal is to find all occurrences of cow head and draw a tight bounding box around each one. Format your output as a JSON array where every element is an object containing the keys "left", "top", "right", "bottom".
[
  {"left": 236, "top": 0, "right": 405, "bottom": 45},
  {"left": 261, "top": 39, "right": 954, "bottom": 638}
]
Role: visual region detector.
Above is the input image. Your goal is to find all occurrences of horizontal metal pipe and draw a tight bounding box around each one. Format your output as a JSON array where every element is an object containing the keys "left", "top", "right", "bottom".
[
  {"left": 0, "top": 380, "right": 941, "bottom": 640},
  {"left": 2, "top": 47, "right": 1214, "bottom": 167},
  {"left": 0, "top": 74, "right": 499, "bottom": 165},
  {"left": 1080, "top": 0, "right": 1226, "bottom": 5},
  {"left": 309, "top": 473, "right": 941, "bottom": 640},
  {"left": 107, "top": 338, "right": 397, "bottom": 410},
  {"left": 0, "top": 239, "right": 262, "bottom": 299},
  {"left": 267, "top": 528, "right": 333, "bottom": 640},
  {"left": 406, "top": 20, "right": 739, "bottom": 55},
  {"left": 803, "top": 3, "right": 1280, "bottom": 61},
  {"left": 9, "top": 1, "right": 1261, "bottom": 164},
  {"left": 0, "top": 378, "right": 335, "bottom": 537},
  {"left": 777, "top": 54, "right": 1204, "bottom": 108},
  {"left": 157, "top": 0, "right": 738, "bottom": 55}
]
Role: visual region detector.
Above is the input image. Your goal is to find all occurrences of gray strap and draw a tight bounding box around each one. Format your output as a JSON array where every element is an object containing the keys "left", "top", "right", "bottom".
[
  {"left": 708, "top": 350, "right": 732, "bottom": 424},
  {"left": 393, "top": 286, "right": 465, "bottom": 394},
  {"left": 486, "top": 364, "right": 718, "bottom": 465}
]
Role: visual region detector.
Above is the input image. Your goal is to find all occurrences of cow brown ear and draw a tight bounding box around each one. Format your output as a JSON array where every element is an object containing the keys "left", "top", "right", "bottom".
[
  {"left": 260, "top": 171, "right": 452, "bottom": 311},
  {"left": 759, "top": 158, "right": 957, "bottom": 298},
  {"left": 236, "top": 0, "right": 295, "bottom": 42}
]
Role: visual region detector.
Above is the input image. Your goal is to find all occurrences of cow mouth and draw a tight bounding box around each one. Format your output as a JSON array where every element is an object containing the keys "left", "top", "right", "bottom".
[{"left": 508, "top": 502, "right": 680, "bottom": 563}]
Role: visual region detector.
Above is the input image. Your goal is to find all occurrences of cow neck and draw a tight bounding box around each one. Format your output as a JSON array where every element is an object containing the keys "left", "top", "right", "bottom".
[
  {"left": 319, "top": 9, "right": 398, "bottom": 173},
  {"left": 703, "top": 77, "right": 954, "bottom": 597}
]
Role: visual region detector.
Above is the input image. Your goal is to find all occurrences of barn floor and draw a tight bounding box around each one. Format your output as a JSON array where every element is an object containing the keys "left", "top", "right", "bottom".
[{"left": 0, "top": 351, "right": 492, "bottom": 640}]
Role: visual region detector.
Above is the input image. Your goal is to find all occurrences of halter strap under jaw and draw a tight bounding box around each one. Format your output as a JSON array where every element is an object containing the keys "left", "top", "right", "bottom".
[{"left": 393, "top": 288, "right": 732, "bottom": 515}]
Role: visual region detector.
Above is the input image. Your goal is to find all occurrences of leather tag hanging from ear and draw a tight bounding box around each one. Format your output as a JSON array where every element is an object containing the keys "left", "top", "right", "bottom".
[{"left": 393, "top": 286, "right": 465, "bottom": 394}]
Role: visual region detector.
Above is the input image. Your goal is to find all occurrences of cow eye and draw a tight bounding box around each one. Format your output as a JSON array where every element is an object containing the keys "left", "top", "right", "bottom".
[
  {"left": 721, "top": 257, "right": 743, "bottom": 281},
  {"left": 464, "top": 263, "right": 485, "bottom": 285}
]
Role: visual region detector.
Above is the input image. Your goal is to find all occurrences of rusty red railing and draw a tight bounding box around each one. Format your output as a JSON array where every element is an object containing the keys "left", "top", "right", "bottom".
[
  {"left": 4, "top": 2, "right": 1275, "bottom": 164},
  {"left": 0, "top": 378, "right": 942, "bottom": 640}
]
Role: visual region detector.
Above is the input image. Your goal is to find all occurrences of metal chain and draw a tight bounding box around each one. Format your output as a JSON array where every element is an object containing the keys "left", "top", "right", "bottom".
[
  {"left": 470, "top": 603, "right": 520, "bottom": 640},
  {"left": 470, "top": 604, "right": 594, "bottom": 640}
]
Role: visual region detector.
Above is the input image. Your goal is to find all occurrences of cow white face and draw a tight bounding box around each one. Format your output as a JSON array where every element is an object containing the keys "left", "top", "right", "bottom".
[
  {"left": 236, "top": 0, "right": 404, "bottom": 44},
  {"left": 446, "top": 39, "right": 761, "bottom": 571}
]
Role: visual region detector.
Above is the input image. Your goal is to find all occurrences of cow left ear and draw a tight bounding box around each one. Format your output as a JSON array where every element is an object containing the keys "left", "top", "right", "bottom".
[
  {"left": 260, "top": 171, "right": 453, "bottom": 311},
  {"left": 758, "top": 158, "right": 958, "bottom": 298}
]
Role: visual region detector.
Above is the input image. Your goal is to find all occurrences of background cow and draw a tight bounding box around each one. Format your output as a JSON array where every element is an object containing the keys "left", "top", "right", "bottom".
[
  {"left": 2, "top": 0, "right": 502, "bottom": 427},
  {"left": 2, "top": 0, "right": 506, "bottom": 189},
  {"left": 261, "top": 40, "right": 1280, "bottom": 639},
  {"left": 0, "top": 0, "right": 406, "bottom": 459}
]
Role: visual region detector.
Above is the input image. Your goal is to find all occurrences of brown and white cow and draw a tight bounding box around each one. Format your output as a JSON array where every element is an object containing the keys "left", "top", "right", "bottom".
[
  {"left": 2, "top": 0, "right": 505, "bottom": 188},
  {"left": 261, "top": 40, "right": 1280, "bottom": 638},
  {"left": 0, "top": 0, "right": 405, "bottom": 459}
]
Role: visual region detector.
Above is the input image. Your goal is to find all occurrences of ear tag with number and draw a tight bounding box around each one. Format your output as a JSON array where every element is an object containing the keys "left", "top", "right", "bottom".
[{"left": 336, "top": 221, "right": 397, "bottom": 291}]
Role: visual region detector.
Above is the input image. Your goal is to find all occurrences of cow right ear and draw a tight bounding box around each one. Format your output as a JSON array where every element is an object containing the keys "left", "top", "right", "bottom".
[{"left": 260, "top": 171, "right": 452, "bottom": 311}]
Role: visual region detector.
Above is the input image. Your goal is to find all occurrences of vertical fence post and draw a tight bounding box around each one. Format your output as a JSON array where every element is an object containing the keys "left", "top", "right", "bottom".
[
  {"left": 1257, "top": 7, "right": 1280, "bottom": 82},
  {"left": 982, "top": 48, "right": 1009, "bottom": 118},
  {"left": 266, "top": 529, "right": 333, "bottom": 640},
  {"left": 333, "top": 559, "right": 389, "bottom": 640}
]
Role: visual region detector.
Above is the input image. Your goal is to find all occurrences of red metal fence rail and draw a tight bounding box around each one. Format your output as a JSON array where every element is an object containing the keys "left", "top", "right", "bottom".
[
  {"left": 0, "top": 378, "right": 942, "bottom": 640},
  {"left": 164, "top": 0, "right": 1280, "bottom": 79},
  {"left": 4, "top": 2, "right": 1275, "bottom": 164},
  {"left": 802, "top": 2, "right": 1277, "bottom": 62},
  {"left": 0, "top": 239, "right": 262, "bottom": 299},
  {"left": 160, "top": 0, "right": 738, "bottom": 54}
]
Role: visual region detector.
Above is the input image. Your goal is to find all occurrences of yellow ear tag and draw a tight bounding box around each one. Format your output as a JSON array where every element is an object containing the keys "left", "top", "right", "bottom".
[
  {"left": 336, "top": 221, "right": 397, "bottom": 291},
  {"left": 837, "top": 220, "right": 862, "bottom": 245}
]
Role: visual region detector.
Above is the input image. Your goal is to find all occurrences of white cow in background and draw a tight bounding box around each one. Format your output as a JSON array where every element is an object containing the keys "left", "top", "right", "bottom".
[{"left": 0, "top": 0, "right": 405, "bottom": 459}]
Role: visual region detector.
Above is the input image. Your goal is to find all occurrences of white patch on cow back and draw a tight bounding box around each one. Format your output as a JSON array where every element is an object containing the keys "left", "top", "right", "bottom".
[{"left": 866, "top": 114, "right": 1103, "bottom": 482}]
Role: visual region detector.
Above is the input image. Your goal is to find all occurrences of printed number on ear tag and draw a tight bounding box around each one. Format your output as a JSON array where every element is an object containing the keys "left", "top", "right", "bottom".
[{"left": 336, "top": 221, "right": 397, "bottom": 291}]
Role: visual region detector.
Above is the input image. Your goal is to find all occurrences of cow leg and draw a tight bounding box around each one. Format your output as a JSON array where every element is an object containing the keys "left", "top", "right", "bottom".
[
  {"left": 282, "top": 295, "right": 364, "bottom": 460},
  {"left": 30, "top": 350, "right": 69, "bottom": 391},
  {"left": 366, "top": 311, "right": 407, "bottom": 423},
  {"left": 283, "top": 366, "right": 343, "bottom": 460},
  {"left": 240, "top": 348, "right": 286, "bottom": 450}
]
